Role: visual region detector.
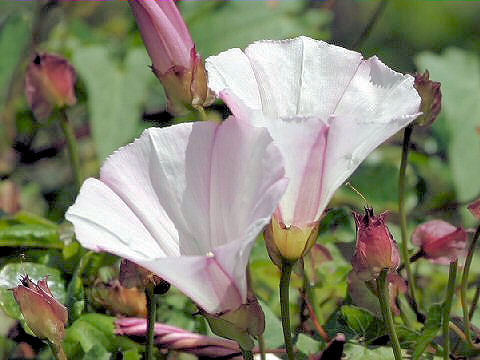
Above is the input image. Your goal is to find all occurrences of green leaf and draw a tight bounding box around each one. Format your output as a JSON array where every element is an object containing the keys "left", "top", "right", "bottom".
[
  {"left": 122, "top": 348, "right": 141, "bottom": 360},
  {"left": 296, "top": 333, "right": 322, "bottom": 355},
  {"left": 0, "top": 336, "right": 15, "bottom": 359},
  {"left": 343, "top": 342, "right": 404, "bottom": 359},
  {"left": 64, "top": 314, "right": 142, "bottom": 358},
  {"left": 412, "top": 304, "right": 443, "bottom": 360},
  {"left": 181, "top": 1, "right": 331, "bottom": 57},
  {"left": 259, "top": 300, "right": 284, "bottom": 348},
  {"left": 340, "top": 305, "right": 384, "bottom": 341},
  {"left": 82, "top": 345, "right": 111, "bottom": 360},
  {"left": 416, "top": 49, "right": 480, "bottom": 205},
  {"left": 0, "top": 13, "right": 30, "bottom": 105},
  {"left": 72, "top": 46, "right": 154, "bottom": 161},
  {"left": 0, "top": 224, "right": 63, "bottom": 249},
  {"left": 0, "top": 262, "right": 66, "bottom": 320}
]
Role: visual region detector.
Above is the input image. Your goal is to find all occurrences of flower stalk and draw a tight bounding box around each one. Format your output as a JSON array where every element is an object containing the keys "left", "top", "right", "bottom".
[
  {"left": 376, "top": 269, "right": 402, "bottom": 360},
  {"left": 48, "top": 340, "right": 67, "bottom": 360},
  {"left": 398, "top": 124, "right": 419, "bottom": 312},
  {"left": 460, "top": 225, "right": 480, "bottom": 348},
  {"left": 145, "top": 285, "right": 157, "bottom": 360},
  {"left": 59, "top": 109, "right": 82, "bottom": 192},
  {"left": 258, "top": 335, "right": 266, "bottom": 360},
  {"left": 443, "top": 260, "right": 457, "bottom": 359},
  {"left": 280, "top": 259, "right": 295, "bottom": 360}
]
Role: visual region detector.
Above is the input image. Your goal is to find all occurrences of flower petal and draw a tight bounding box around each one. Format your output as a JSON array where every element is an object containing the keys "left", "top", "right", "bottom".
[
  {"left": 139, "top": 253, "right": 243, "bottom": 313},
  {"left": 207, "top": 37, "right": 421, "bottom": 225},
  {"left": 100, "top": 125, "right": 195, "bottom": 256},
  {"left": 208, "top": 115, "right": 288, "bottom": 247},
  {"left": 66, "top": 178, "right": 165, "bottom": 259},
  {"left": 68, "top": 115, "right": 287, "bottom": 314},
  {"left": 319, "top": 57, "right": 421, "bottom": 212}
]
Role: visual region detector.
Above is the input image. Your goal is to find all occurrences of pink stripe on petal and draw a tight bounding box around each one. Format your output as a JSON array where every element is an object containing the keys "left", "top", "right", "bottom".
[{"left": 293, "top": 123, "right": 329, "bottom": 225}]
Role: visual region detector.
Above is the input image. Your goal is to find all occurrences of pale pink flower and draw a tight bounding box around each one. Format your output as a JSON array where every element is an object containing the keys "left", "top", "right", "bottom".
[
  {"left": 206, "top": 36, "right": 421, "bottom": 235},
  {"left": 66, "top": 116, "right": 287, "bottom": 314},
  {"left": 412, "top": 220, "right": 467, "bottom": 264}
]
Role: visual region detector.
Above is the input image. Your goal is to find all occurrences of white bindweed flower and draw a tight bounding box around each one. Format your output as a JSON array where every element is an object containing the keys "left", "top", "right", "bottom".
[
  {"left": 66, "top": 116, "right": 287, "bottom": 314},
  {"left": 206, "top": 36, "right": 421, "bottom": 262}
]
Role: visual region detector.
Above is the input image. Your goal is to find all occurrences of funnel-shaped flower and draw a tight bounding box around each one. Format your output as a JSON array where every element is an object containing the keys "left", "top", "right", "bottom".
[
  {"left": 25, "top": 53, "right": 76, "bottom": 120},
  {"left": 129, "top": 0, "right": 210, "bottom": 113},
  {"left": 351, "top": 208, "right": 400, "bottom": 281},
  {"left": 206, "top": 37, "right": 421, "bottom": 261},
  {"left": 412, "top": 220, "right": 467, "bottom": 264},
  {"left": 66, "top": 115, "right": 287, "bottom": 314},
  {"left": 12, "top": 275, "right": 68, "bottom": 345}
]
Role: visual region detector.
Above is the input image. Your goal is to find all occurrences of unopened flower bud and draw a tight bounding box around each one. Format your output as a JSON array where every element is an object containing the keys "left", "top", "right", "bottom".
[
  {"left": 264, "top": 213, "right": 319, "bottom": 266},
  {"left": 129, "top": 0, "right": 212, "bottom": 115},
  {"left": 412, "top": 220, "right": 467, "bottom": 264},
  {"left": 413, "top": 70, "right": 441, "bottom": 127},
  {"left": 468, "top": 198, "right": 480, "bottom": 220},
  {"left": 351, "top": 208, "right": 400, "bottom": 281},
  {"left": 25, "top": 53, "right": 76, "bottom": 120},
  {"left": 91, "top": 280, "right": 147, "bottom": 317},
  {"left": 12, "top": 275, "right": 67, "bottom": 346},
  {"left": 119, "top": 259, "right": 170, "bottom": 294},
  {"left": 116, "top": 317, "right": 241, "bottom": 358}
]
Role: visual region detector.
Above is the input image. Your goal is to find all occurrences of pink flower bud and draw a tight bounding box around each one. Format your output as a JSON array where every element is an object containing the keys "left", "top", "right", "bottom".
[
  {"left": 412, "top": 220, "right": 467, "bottom": 264},
  {"left": 413, "top": 70, "right": 442, "bottom": 127},
  {"left": 129, "top": 0, "right": 211, "bottom": 114},
  {"left": 12, "top": 275, "right": 68, "bottom": 345},
  {"left": 116, "top": 318, "right": 242, "bottom": 358},
  {"left": 351, "top": 208, "right": 400, "bottom": 281},
  {"left": 25, "top": 53, "right": 76, "bottom": 120},
  {"left": 468, "top": 198, "right": 480, "bottom": 220}
]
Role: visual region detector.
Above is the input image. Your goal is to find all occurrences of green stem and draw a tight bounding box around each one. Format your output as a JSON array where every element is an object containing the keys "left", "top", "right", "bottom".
[
  {"left": 398, "top": 125, "right": 419, "bottom": 312},
  {"left": 59, "top": 109, "right": 83, "bottom": 191},
  {"left": 443, "top": 261, "right": 457, "bottom": 360},
  {"left": 280, "top": 260, "right": 295, "bottom": 360},
  {"left": 145, "top": 285, "right": 157, "bottom": 360},
  {"left": 242, "top": 349, "right": 254, "bottom": 360},
  {"left": 469, "top": 285, "right": 480, "bottom": 321},
  {"left": 258, "top": 335, "right": 266, "bottom": 360},
  {"left": 66, "top": 250, "right": 93, "bottom": 323},
  {"left": 460, "top": 225, "right": 480, "bottom": 348},
  {"left": 377, "top": 269, "right": 402, "bottom": 360},
  {"left": 47, "top": 341, "right": 67, "bottom": 360},
  {"left": 353, "top": 0, "right": 388, "bottom": 49}
]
